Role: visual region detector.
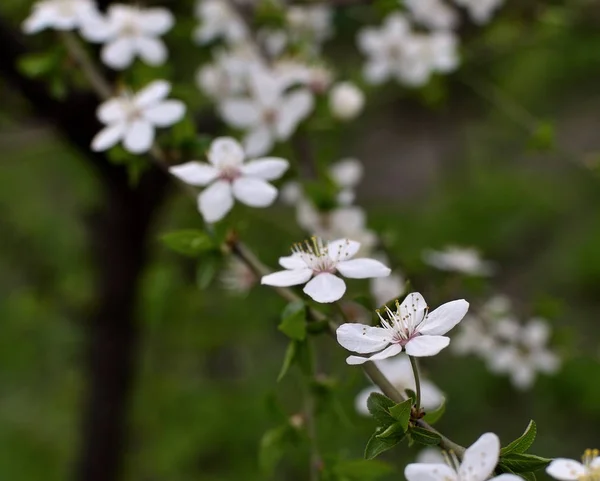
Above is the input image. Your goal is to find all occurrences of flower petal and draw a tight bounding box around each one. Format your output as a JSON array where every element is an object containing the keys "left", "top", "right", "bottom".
[
  {"left": 208, "top": 137, "right": 245, "bottom": 167},
  {"left": 346, "top": 343, "right": 403, "bottom": 365},
  {"left": 240, "top": 158, "right": 289, "bottom": 180},
  {"left": 141, "top": 7, "right": 174, "bottom": 35},
  {"left": 232, "top": 177, "right": 278, "bottom": 207},
  {"left": 327, "top": 238, "right": 361, "bottom": 262},
  {"left": 336, "top": 323, "right": 393, "bottom": 354},
  {"left": 143, "top": 100, "right": 186, "bottom": 126},
  {"left": 275, "top": 89, "right": 314, "bottom": 140},
  {"left": 419, "top": 299, "right": 469, "bottom": 336},
  {"left": 546, "top": 459, "right": 586, "bottom": 481},
  {"left": 123, "top": 119, "right": 154, "bottom": 154},
  {"left": 135, "top": 36, "right": 167, "bottom": 66},
  {"left": 420, "top": 380, "right": 445, "bottom": 411},
  {"left": 404, "top": 335, "right": 450, "bottom": 357},
  {"left": 337, "top": 258, "right": 391, "bottom": 279},
  {"left": 459, "top": 432, "right": 500, "bottom": 481},
  {"left": 405, "top": 463, "right": 458, "bottom": 481},
  {"left": 102, "top": 38, "right": 135, "bottom": 70},
  {"left": 492, "top": 475, "right": 527, "bottom": 481},
  {"left": 91, "top": 123, "right": 126, "bottom": 152},
  {"left": 279, "top": 254, "right": 307, "bottom": 270},
  {"left": 261, "top": 268, "right": 313, "bottom": 287},
  {"left": 219, "top": 99, "right": 262, "bottom": 129},
  {"left": 169, "top": 161, "right": 218, "bottom": 186},
  {"left": 135, "top": 80, "right": 171, "bottom": 108},
  {"left": 303, "top": 272, "right": 346, "bottom": 303},
  {"left": 400, "top": 292, "right": 428, "bottom": 329},
  {"left": 244, "top": 126, "right": 274, "bottom": 157},
  {"left": 97, "top": 99, "right": 126, "bottom": 124},
  {"left": 198, "top": 179, "right": 234, "bottom": 223}
]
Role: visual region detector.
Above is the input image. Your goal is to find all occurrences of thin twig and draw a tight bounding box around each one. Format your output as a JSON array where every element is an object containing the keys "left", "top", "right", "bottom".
[{"left": 409, "top": 356, "right": 421, "bottom": 411}]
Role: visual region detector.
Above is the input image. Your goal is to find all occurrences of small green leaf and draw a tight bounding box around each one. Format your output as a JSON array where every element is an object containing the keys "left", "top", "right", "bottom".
[
  {"left": 278, "top": 301, "right": 306, "bottom": 341},
  {"left": 161, "top": 230, "right": 214, "bottom": 257},
  {"left": 366, "top": 393, "right": 396, "bottom": 426},
  {"left": 404, "top": 389, "right": 417, "bottom": 404},
  {"left": 277, "top": 341, "right": 297, "bottom": 382},
  {"left": 196, "top": 254, "right": 222, "bottom": 290},
  {"left": 18, "top": 52, "right": 57, "bottom": 78},
  {"left": 423, "top": 400, "right": 446, "bottom": 425},
  {"left": 364, "top": 430, "right": 405, "bottom": 460},
  {"left": 376, "top": 422, "right": 406, "bottom": 439},
  {"left": 519, "top": 472, "right": 537, "bottom": 481},
  {"left": 388, "top": 399, "right": 412, "bottom": 431},
  {"left": 333, "top": 459, "right": 394, "bottom": 479},
  {"left": 501, "top": 420, "right": 537, "bottom": 456},
  {"left": 499, "top": 453, "right": 552, "bottom": 473},
  {"left": 410, "top": 427, "right": 442, "bottom": 446}
]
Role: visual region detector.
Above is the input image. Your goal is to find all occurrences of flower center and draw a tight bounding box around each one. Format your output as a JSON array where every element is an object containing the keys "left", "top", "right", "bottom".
[
  {"left": 580, "top": 450, "right": 600, "bottom": 481},
  {"left": 292, "top": 237, "right": 336, "bottom": 274},
  {"left": 263, "top": 108, "right": 278, "bottom": 125},
  {"left": 219, "top": 164, "right": 241, "bottom": 182},
  {"left": 376, "top": 299, "right": 427, "bottom": 345}
]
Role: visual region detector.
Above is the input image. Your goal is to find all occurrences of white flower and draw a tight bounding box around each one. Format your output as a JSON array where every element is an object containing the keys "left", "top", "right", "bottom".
[
  {"left": 80, "top": 5, "right": 174, "bottom": 70},
  {"left": 329, "top": 158, "right": 364, "bottom": 205},
  {"left": 23, "top": 0, "right": 99, "bottom": 34},
  {"left": 286, "top": 4, "right": 333, "bottom": 45},
  {"left": 337, "top": 292, "right": 469, "bottom": 364},
  {"left": 404, "top": 0, "right": 458, "bottom": 30},
  {"left": 453, "top": 0, "right": 504, "bottom": 24},
  {"left": 220, "top": 257, "right": 257, "bottom": 294},
  {"left": 405, "top": 432, "right": 522, "bottom": 481},
  {"left": 423, "top": 246, "right": 494, "bottom": 276},
  {"left": 169, "top": 137, "right": 289, "bottom": 223},
  {"left": 547, "top": 449, "right": 600, "bottom": 481},
  {"left": 355, "top": 355, "right": 444, "bottom": 416},
  {"left": 452, "top": 315, "right": 497, "bottom": 356},
  {"left": 219, "top": 66, "right": 314, "bottom": 156},
  {"left": 329, "top": 82, "right": 365, "bottom": 121},
  {"left": 370, "top": 271, "right": 405, "bottom": 306},
  {"left": 194, "top": 0, "right": 247, "bottom": 45},
  {"left": 280, "top": 181, "right": 303, "bottom": 205},
  {"left": 261, "top": 237, "right": 391, "bottom": 304},
  {"left": 91, "top": 80, "right": 186, "bottom": 154}
]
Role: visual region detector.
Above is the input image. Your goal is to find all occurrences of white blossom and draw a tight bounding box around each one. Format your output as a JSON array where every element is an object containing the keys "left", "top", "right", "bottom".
[
  {"left": 404, "top": 0, "right": 458, "bottom": 30},
  {"left": 453, "top": 0, "right": 504, "bottom": 24},
  {"left": 423, "top": 246, "right": 494, "bottom": 276},
  {"left": 80, "top": 5, "right": 174, "bottom": 70},
  {"left": 546, "top": 449, "right": 600, "bottom": 481},
  {"left": 219, "top": 66, "right": 314, "bottom": 156},
  {"left": 261, "top": 237, "right": 391, "bottom": 304},
  {"left": 194, "top": 0, "right": 247, "bottom": 45},
  {"left": 355, "top": 355, "right": 444, "bottom": 416},
  {"left": 329, "top": 158, "right": 364, "bottom": 205},
  {"left": 370, "top": 271, "right": 406, "bottom": 307},
  {"left": 329, "top": 82, "right": 365, "bottom": 121},
  {"left": 337, "top": 292, "right": 469, "bottom": 364},
  {"left": 405, "top": 432, "right": 522, "bottom": 481},
  {"left": 170, "top": 137, "right": 289, "bottom": 223},
  {"left": 287, "top": 4, "right": 333, "bottom": 45},
  {"left": 23, "top": 0, "right": 100, "bottom": 34},
  {"left": 91, "top": 80, "right": 185, "bottom": 154}
]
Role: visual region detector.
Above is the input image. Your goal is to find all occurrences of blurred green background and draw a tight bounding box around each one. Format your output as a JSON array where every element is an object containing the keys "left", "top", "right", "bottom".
[{"left": 2, "top": 1, "right": 600, "bottom": 480}]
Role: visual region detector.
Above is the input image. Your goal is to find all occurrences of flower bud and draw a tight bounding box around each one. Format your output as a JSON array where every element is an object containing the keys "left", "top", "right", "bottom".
[{"left": 329, "top": 82, "right": 365, "bottom": 121}]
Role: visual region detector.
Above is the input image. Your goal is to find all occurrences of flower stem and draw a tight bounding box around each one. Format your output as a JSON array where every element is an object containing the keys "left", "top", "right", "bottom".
[{"left": 409, "top": 355, "right": 421, "bottom": 411}]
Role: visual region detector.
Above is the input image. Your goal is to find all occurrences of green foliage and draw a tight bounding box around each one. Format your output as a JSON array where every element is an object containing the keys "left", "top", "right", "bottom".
[
  {"left": 278, "top": 301, "right": 307, "bottom": 341},
  {"left": 498, "top": 453, "right": 552, "bottom": 474},
  {"left": 331, "top": 459, "right": 394, "bottom": 480},
  {"left": 364, "top": 430, "right": 405, "bottom": 460},
  {"left": 388, "top": 399, "right": 412, "bottom": 432},
  {"left": 160, "top": 230, "right": 215, "bottom": 257},
  {"left": 500, "top": 420, "right": 537, "bottom": 456},
  {"left": 259, "top": 423, "right": 300, "bottom": 476},
  {"left": 366, "top": 392, "right": 396, "bottom": 426},
  {"left": 277, "top": 341, "right": 297, "bottom": 382},
  {"left": 408, "top": 427, "right": 442, "bottom": 446},
  {"left": 423, "top": 400, "right": 446, "bottom": 425}
]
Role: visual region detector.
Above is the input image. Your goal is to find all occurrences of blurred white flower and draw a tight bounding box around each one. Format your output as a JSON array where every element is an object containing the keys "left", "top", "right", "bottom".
[
  {"left": 329, "top": 82, "right": 365, "bottom": 121},
  {"left": 370, "top": 271, "right": 406, "bottom": 307},
  {"left": 287, "top": 4, "right": 333, "bottom": 45},
  {"left": 404, "top": 0, "right": 458, "bottom": 30},
  {"left": 453, "top": 0, "right": 504, "bottom": 24},
  {"left": 337, "top": 292, "right": 469, "bottom": 364},
  {"left": 194, "top": 0, "right": 247, "bottom": 45},
  {"left": 23, "top": 0, "right": 99, "bottom": 34},
  {"left": 261, "top": 237, "right": 391, "bottom": 304},
  {"left": 219, "top": 66, "right": 314, "bottom": 156},
  {"left": 170, "top": 137, "right": 289, "bottom": 223},
  {"left": 405, "top": 432, "right": 522, "bottom": 481},
  {"left": 546, "top": 450, "right": 600, "bottom": 481},
  {"left": 423, "top": 246, "right": 494, "bottom": 276},
  {"left": 220, "top": 257, "right": 257, "bottom": 294},
  {"left": 91, "top": 80, "right": 185, "bottom": 154},
  {"left": 80, "top": 5, "right": 174, "bottom": 70},
  {"left": 355, "top": 355, "right": 444, "bottom": 416},
  {"left": 415, "top": 447, "right": 446, "bottom": 464},
  {"left": 274, "top": 60, "right": 333, "bottom": 94},
  {"left": 451, "top": 315, "right": 496, "bottom": 356},
  {"left": 329, "top": 158, "right": 364, "bottom": 205}
]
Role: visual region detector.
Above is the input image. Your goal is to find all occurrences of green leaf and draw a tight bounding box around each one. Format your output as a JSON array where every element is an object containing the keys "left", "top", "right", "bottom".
[
  {"left": 501, "top": 420, "right": 537, "bottom": 456},
  {"left": 259, "top": 424, "right": 296, "bottom": 475},
  {"left": 404, "top": 389, "right": 417, "bottom": 404},
  {"left": 409, "top": 427, "right": 442, "bottom": 446},
  {"left": 423, "top": 400, "right": 446, "bottom": 425},
  {"left": 528, "top": 121, "right": 555, "bottom": 152},
  {"left": 278, "top": 301, "right": 306, "bottom": 341},
  {"left": 18, "top": 52, "right": 57, "bottom": 78},
  {"left": 160, "top": 230, "right": 214, "bottom": 257},
  {"left": 388, "top": 399, "right": 412, "bottom": 431},
  {"left": 333, "top": 459, "right": 394, "bottom": 479},
  {"left": 277, "top": 341, "right": 297, "bottom": 382},
  {"left": 499, "top": 453, "right": 552, "bottom": 473},
  {"left": 306, "top": 319, "right": 331, "bottom": 334},
  {"left": 519, "top": 472, "right": 537, "bottom": 481},
  {"left": 364, "top": 430, "right": 405, "bottom": 460},
  {"left": 376, "top": 422, "right": 406, "bottom": 439},
  {"left": 196, "top": 254, "right": 222, "bottom": 290},
  {"left": 366, "top": 393, "right": 396, "bottom": 426}
]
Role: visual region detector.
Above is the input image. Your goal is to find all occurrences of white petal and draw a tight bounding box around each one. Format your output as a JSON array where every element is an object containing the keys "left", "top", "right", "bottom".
[
  {"left": 135, "top": 80, "right": 171, "bottom": 108},
  {"left": 219, "top": 99, "right": 262, "bottom": 129},
  {"left": 404, "top": 336, "right": 449, "bottom": 357},
  {"left": 278, "top": 254, "right": 307, "bottom": 269},
  {"left": 330, "top": 158, "right": 363, "bottom": 188},
  {"left": 400, "top": 292, "right": 428, "bottom": 329},
  {"left": 336, "top": 323, "right": 392, "bottom": 353},
  {"left": 337, "top": 258, "right": 391, "bottom": 279},
  {"left": 123, "top": 120, "right": 154, "bottom": 154},
  {"left": 141, "top": 8, "right": 174, "bottom": 35},
  {"left": 143, "top": 100, "right": 186, "bottom": 126},
  {"left": 346, "top": 343, "right": 403, "bottom": 365},
  {"left": 22, "top": 10, "right": 50, "bottom": 34},
  {"left": 459, "top": 433, "right": 500, "bottom": 481},
  {"left": 327, "top": 239, "right": 360, "bottom": 262},
  {"left": 363, "top": 59, "right": 390, "bottom": 85},
  {"left": 491, "top": 475, "right": 526, "bottom": 481},
  {"left": 169, "top": 162, "right": 218, "bottom": 186},
  {"left": 420, "top": 380, "right": 445, "bottom": 411},
  {"left": 135, "top": 36, "right": 167, "bottom": 66},
  {"left": 208, "top": 137, "right": 245, "bottom": 166},
  {"left": 275, "top": 89, "right": 314, "bottom": 140},
  {"left": 419, "top": 299, "right": 470, "bottom": 336},
  {"left": 405, "top": 463, "right": 458, "bottom": 481},
  {"left": 261, "top": 268, "right": 313, "bottom": 287},
  {"left": 91, "top": 123, "right": 126, "bottom": 152},
  {"left": 102, "top": 38, "right": 135, "bottom": 70},
  {"left": 198, "top": 180, "right": 234, "bottom": 223},
  {"left": 240, "top": 158, "right": 289, "bottom": 180},
  {"left": 591, "top": 458, "right": 600, "bottom": 469},
  {"left": 97, "top": 99, "right": 126, "bottom": 124},
  {"left": 303, "top": 272, "right": 346, "bottom": 303},
  {"left": 244, "top": 126, "right": 274, "bottom": 157},
  {"left": 232, "top": 177, "right": 278, "bottom": 207},
  {"left": 546, "top": 460, "right": 586, "bottom": 481}
]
